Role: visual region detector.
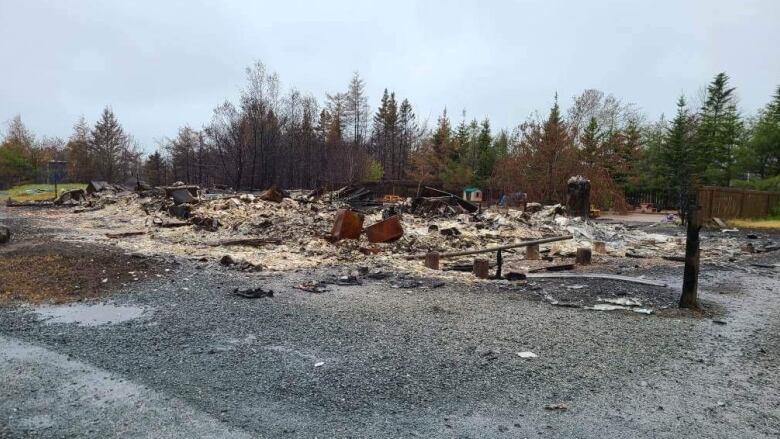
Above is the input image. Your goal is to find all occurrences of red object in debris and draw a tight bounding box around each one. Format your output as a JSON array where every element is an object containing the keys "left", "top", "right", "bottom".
[
  {"left": 365, "top": 215, "right": 404, "bottom": 243},
  {"left": 331, "top": 209, "right": 364, "bottom": 241}
]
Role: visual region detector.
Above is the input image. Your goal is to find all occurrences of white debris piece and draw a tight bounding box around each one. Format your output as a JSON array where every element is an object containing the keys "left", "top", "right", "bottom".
[
  {"left": 599, "top": 297, "right": 642, "bottom": 307},
  {"left": 517, "top": 351, "right": 538, "bottom": 358},
  {"left": 314, "top": 362, "right": 325, "bottom": 367},
  {"left": 586, "top": 304, "right": 630, "bottom": 311}
]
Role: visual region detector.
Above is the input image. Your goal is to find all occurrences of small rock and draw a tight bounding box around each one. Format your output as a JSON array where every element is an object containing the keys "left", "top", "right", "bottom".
[{"left": 314, "top": 362, "right": 324, "bottom": 367}]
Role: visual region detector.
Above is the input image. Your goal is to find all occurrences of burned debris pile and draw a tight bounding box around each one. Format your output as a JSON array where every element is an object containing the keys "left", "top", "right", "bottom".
[{"left": 6, "top": 179, "right": 768, "bottom": 281}]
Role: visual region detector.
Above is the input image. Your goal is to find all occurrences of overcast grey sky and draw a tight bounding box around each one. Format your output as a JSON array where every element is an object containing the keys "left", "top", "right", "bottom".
[{"left": 1, "top": 0, "right": 778, "bottom": 151}]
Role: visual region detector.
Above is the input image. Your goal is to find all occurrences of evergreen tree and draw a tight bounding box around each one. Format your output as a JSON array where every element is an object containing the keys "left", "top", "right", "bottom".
[
  {"left": 580, "top": 117, "right": 602, "bottom": 164},
  {"left": 144, "top": 150, "right": 167, "bottom": 186},
  {"left": 697, "top": 72, "right": 742, "bottom": 185},
  {"left": 397, "top": 98, "right": 416, "bottom": 179},
  {"left": 370, "top": 90, "right": 399, "bottom": 179},
  {"left": 661, "top": 96, "right": 698, "bottom": 217},
  {"left": 89, "top": 107, "right": 128, "bottom": 182},
  {"left": 475, "top": 118, "right": 494, "bottom": 185},
  {"left": 539, "top": 94, "right": 574, "bottom": 202},
  {"left": 0, "top": 115, "right": 36, "bottom": 186},
  {"left": 344, "top": 72, "right": 369, "bottom": 146},
  {"left": 65, "top": 116, "right": 92, "bottom": 182},
  {"left": 492, "top": 130, "right": 509, "bottom": 158},
  {"left": 736, "top": 85, "right": 780, "bottom": 178}
]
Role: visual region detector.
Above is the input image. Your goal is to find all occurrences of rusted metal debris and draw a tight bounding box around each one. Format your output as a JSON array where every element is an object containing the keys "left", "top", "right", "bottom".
[
  {"left": 365, "top": 215, "right": 404, "bottom": 243},
  {"left": 258, "top": 185, "right": 288, "bottom": 203},
  {"left": 330, "top": 209, "right": 364, "bottom": 241}
]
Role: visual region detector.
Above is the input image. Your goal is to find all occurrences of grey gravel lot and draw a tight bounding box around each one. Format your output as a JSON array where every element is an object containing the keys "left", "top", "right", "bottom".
[{"left": 1, "top": 212, "right": 779, "bottom": 438}]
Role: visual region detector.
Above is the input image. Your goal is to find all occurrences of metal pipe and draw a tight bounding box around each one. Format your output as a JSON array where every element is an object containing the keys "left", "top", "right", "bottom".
[{"left": 406, "top": 235, "right": 573, "bottom": 260}]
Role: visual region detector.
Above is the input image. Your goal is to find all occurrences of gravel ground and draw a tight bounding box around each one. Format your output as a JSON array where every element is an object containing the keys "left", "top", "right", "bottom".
[{"left": 1, "top": 209, "right": 779, "bottom": 438}]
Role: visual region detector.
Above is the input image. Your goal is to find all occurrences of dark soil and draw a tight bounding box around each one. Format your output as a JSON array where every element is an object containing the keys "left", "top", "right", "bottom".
[{"left": 0, "top": 240, "right": 168, "bottom": 305}]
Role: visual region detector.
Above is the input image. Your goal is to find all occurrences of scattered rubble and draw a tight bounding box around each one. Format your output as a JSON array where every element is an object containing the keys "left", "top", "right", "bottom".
[
  {"left": 5, "top": 182, "right": 764, "bottom": 290},
  {"left": 232, "top": 287, "right": 274, "bottom": 299}
]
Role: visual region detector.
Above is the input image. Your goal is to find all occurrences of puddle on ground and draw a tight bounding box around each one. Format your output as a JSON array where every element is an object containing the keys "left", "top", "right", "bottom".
[{"left": 33, "top": 303, "right": 148, "bottom": 326}]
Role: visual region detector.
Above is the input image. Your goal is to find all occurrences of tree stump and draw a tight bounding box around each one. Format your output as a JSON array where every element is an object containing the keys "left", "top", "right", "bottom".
[
  {"left": 575, "top": 247, "right": 592, "bottom": 265},
  {"left": 424, "top": 251, "right": 440, "bottom": 270},
  {"left": 526, "top": 244, "right": 540, "bottom": 260},
  {"left": 566, "top": 176, "right": 592, "bottom": 219},
  {"left": 592, "top": 241, "right": 606, "bottom": 254},
  {"left": 472, "top": 258, "right": 490, "bottom": 279}
]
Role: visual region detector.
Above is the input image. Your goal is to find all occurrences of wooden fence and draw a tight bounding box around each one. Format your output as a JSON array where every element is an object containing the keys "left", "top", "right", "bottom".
[{"left": 698, "top": 186, "right": 780, "bottom": 220}]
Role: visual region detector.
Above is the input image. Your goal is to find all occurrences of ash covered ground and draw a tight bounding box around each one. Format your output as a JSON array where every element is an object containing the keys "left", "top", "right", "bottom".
[{"left": 1, "top": 189, "right": 779, "bottom": 438}]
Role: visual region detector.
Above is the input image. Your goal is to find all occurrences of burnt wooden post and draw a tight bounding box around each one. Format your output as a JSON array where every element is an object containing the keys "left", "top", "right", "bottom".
[
  {"left": 473, "top": 259, "right": 489, "bottom": 279},
  {"left": 424, "top": 251, "right": 440, "bottom": 270},
  {"left": 495, "top": 249, "right": 503, "bottom": 279},
  {"left": 680, "top": 202, "right": 702, "bottom": 309},
  {"left": 526, "top": 244, "right": 540, "bottom": 260},
  {"left": 575, "top": 247, "right": 592, "bottom": 265}
]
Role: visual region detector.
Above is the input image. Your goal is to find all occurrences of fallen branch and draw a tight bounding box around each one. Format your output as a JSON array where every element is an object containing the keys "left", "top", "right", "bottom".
[
  {"left": 156, "top": 221, "right": 190, "bottom": 228},
  {"left": 106, "top": 231, "right": 146, "bottom": 238},
  {"left": 526, "top": 272, "right": 668, "bottom": 287},
  {"left": 528, "top": 263, "right": 575, "bottom": 273},
  {"left": 209, "top": 238, "right": 282, "bottom": 247}
]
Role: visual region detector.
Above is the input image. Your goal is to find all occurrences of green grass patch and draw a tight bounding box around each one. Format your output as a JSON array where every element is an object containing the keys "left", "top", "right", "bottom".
[{"left": 0, "top": 183, "right": 87, "bottom": 202}]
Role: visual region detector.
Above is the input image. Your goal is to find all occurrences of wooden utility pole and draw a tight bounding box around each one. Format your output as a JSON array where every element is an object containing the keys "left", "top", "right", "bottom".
[{"left": 680, "top": 201, "right": 702, "bottom": 309}]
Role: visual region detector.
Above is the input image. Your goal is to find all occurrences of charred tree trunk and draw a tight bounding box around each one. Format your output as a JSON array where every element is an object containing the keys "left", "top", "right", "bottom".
[
  {"left": 680, "top": 201, "right": 701, "bottom": 309},
  {"left": 566, "top": 175, "right": 591, "bottom": 219}
]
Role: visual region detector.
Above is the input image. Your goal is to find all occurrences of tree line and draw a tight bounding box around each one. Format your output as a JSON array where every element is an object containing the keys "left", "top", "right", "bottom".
[{"left": 1, "top": 63, "right": 778, "bottom": 212}]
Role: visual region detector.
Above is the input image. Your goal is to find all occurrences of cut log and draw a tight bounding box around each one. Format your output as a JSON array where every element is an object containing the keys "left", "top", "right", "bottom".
[
  {"left": 526, "top": 244, "right": 540, "bottom": 260},
  {"left": 575, "top": 248, "right": 592, "bottom": 265},
  {"left": 472, "top": 258, "right": 490, "bottom": 279},
  {"left": 592, "top": 241, "right": 606, "bottom": 254},
  {"left": 424, "top": 252, "right": 440, "bottom": 270}
]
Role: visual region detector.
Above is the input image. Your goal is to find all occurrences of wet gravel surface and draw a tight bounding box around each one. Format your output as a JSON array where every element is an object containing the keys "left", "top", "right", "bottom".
[{"left": 1, "top": 212, "right": 779, "bottom": 438}]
